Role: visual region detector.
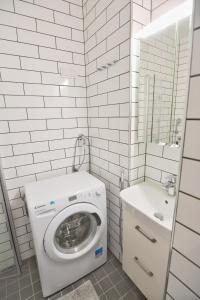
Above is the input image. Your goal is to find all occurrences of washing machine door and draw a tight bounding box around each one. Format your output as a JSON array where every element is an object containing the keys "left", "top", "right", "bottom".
[{"left": 44, "top": 203, "right": 105, "bottom": 262}]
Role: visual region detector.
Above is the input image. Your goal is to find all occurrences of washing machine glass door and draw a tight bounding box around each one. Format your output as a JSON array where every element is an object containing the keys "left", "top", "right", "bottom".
[{"left": 44, "top": 203, "right": 104, "bottom": 262}]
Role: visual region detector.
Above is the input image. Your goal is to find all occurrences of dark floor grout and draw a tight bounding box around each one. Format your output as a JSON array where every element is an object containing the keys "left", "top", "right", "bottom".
[{"left": 1, "top": 250, "right": 146, "bottom": 300}]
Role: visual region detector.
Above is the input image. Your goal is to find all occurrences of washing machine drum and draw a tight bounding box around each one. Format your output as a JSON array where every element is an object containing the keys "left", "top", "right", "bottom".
[{"left": 44, "top": 203, "right": 105, "bottom": 262}]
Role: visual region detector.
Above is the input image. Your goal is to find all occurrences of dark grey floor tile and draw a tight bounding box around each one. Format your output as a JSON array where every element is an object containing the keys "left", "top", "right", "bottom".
[
  {"left": 19, "top": 274, "right": 31, "bottom": 289},
  {"left": 30, "top": 264, "right": 37, "bottom": 273},
  {"left": 94, "top": 266, "right": 106, "bottom": 281},
  {"left": 109, "top": 270, "right": 123, "bottom": 285},
  {"left": 121, "top": 271, "right": 133, "bottom": 284},
  {"left": 130, "top": 286, "right": 146, "bottom": 300},
  {"left": 0, "top": 279, "right": 6, "bottom": 288},
  {"left": 121, "top": 273, "right": 133, "bottom": 286},
  {"left": 107, "top": 251, "right": 114, "bottom": 261},
  {"left": 29, "top": 259, "right": 37, "bottom": 272},
  {"left": 6, "top": 277, "right": 18, "bottom": 287},
  {"left": 94, "top": 282, "right": 103, "bottom": 296},
  {"left": 34, "top": 290, "right": 43, "bottom": 300},
  {"left": 48, "top": 291, "right": 62, "bottom": 300},
  {"left": 21, "top": 264, "right": 29, "bottom": 274},
  {"left": 3, "top": 250, "right": 146, "bottom": 300},
  {"left": 83, "top": 272, "right": 97, "bottom": 285},
  {"left": 33, "top": 281, "right": 41, "bottom": 294},
  {"left": 28, "top": 257, "right": 35, "bottom": 265},
  {"left": 0, "top": 286, "right": 6, "bottom": 299},
  {"left": 72, "top": 278, "right": 84, "bottom": 289},
  {"left": 122, "top": 275, "right": 146, "bottom": 299},
  {"left": 31, "top": 270, "right": 39, "bottom": 283},
  {"left": 103, "top": 261, "right": 115, "bottom": 274},
  {"left": 112, "top": 258, "right": 121, "bottom": 270},
  {"left": 122, "top": 290, "right": 139, "bottom": 300},
  {"left": 116, "top": 279, "right": 132, "bottom": 297},
  {"left": 6, "top": 281, "right": 19, "bottom": 297},
  {"left": 105, "top": 287, "right": 120, "bottom": 300},
  {"left": 20, "top": 285, "right": 33, "bottom": 300},
  {"left": 6, "top": 291, "right": 20, "bottom": 300},
  {"left": 99, "top": 276, "right": 112, "bottom": 293},
  {"left": 61, "top": 285, "right": 73, "bottom": 295},
  {"left": 99, "top": 295, "right": 107, "bottom": 300}
]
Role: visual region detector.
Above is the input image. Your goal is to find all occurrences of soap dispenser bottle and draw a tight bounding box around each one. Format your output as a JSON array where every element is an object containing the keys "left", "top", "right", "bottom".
[{"left": 164, "top": 175, "right": 176, "bottom": 196}]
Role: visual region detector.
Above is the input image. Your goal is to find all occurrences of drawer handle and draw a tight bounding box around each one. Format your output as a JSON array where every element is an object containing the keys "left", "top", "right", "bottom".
[
  {"left": 135, "top": 225, "right": 157, "bottom": 243},
  {"left": 134, "top": 256, "right": 154, "bottom": 277}
]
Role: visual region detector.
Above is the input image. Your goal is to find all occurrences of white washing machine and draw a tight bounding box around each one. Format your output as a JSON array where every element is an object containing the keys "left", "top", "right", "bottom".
[{"left": 25, "top": 171, "right": 107, "bottom": 297}]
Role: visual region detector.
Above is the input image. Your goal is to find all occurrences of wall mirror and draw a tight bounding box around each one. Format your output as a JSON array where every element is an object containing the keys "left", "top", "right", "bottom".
[
  {"left": 136, "top": 12, "right": 192, "bottom": 147},
  {"left": 129, "top": 1, "right": 193, "bottom": 189}
]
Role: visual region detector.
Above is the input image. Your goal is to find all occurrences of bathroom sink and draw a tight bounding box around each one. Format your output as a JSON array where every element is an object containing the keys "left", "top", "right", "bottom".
[{"left": 120, "top": 181, "right": 176, "bottom": 232}]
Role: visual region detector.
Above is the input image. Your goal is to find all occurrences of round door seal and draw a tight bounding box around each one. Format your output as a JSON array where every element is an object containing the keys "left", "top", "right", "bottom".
[{"left": 44, "top": 203, "right": 105, "bottom": 262}]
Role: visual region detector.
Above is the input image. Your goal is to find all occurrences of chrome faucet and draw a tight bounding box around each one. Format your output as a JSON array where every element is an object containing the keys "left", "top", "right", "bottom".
[{"left": 163, "top": 175, "right": 176, "bottom": 196}]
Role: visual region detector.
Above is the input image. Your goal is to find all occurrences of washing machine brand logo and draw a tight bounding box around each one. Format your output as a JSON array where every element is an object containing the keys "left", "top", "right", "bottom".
[{"left": 34, "top": 204, "right": 46, "bottom": 209}]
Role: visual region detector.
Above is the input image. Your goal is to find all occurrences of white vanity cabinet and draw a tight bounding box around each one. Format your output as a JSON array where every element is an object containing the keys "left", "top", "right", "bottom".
[{"left": 122, "top": 202, "right": 171, "bottom": 300}]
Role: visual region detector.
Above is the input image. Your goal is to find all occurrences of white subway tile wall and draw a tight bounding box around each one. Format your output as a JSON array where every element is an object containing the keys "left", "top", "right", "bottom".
[
  {"left": 152, "top": 0, "right": 186, "bottom": 20},
  {"left": 130, "top": 1, "right": 151, "bottom": 185},
  {"left": 0, "top": 0, "right": 88, "bottom": 266},
  {"left": 167, "top": 0, "right": 200, "bottom": 299},
  {"left": 145, "top": 143, "right": 181, "bottom": 183},
  {"left": 0, "top": 184, "right": 15, "bottom": 271},
  {"left": 83, "top": 0, "right": 133, "bottom": 260},
  {"left": 0, "top": 5, "right": 198, "bottom": 297}
]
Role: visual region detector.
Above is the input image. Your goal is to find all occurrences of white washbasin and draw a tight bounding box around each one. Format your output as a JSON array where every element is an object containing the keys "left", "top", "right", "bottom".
[{"left": 120, "top": 181, "right": 176, "bottom": 232}]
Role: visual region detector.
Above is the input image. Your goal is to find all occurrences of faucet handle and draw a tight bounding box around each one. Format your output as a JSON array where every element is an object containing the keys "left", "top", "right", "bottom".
[{"left": 165, "top": 175, "right": 176, "bottom": 184}]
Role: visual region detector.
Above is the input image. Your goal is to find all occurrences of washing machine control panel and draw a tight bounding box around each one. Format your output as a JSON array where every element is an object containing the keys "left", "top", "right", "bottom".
[
  {"left": 68, "top": 194, "right": 77, "bottom": 202},
  {"left": 82, "top": 189, "right": 102, "bottom": 202},
  {"left": 34, "top": 200, "right": 56, "bottom": 216},
  {"left": 33, "top": 187, "right": 103, "bottom": 216},
  {"left": 67, "top": 188, "right": 102, "bottom": 203}
]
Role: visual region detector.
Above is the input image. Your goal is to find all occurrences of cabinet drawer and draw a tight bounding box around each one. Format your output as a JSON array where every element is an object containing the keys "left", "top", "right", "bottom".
[
  {"left": 123, "top": 206, "right": 170, "bottom": 268},
  {"left": 123, "top": 252, "right": 164, "bottom": 300},
  {"left": 122, "top": 205, "right": 170, "bottom": 300}
]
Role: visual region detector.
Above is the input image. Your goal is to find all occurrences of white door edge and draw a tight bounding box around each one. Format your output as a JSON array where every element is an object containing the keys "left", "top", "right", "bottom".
[{"left": 44, "top": 202, "right": 105, "bottom": 262}]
